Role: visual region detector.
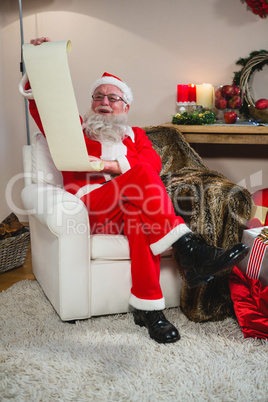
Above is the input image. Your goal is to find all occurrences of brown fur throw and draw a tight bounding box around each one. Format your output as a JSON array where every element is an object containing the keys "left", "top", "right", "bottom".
[{"left": 143, "top": 124, "right": 252, "bottom": 322}]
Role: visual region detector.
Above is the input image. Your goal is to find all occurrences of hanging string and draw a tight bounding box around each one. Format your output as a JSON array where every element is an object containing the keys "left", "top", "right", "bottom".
[{"left": 18, "top": 0, "right": 31, "bottom": 145}]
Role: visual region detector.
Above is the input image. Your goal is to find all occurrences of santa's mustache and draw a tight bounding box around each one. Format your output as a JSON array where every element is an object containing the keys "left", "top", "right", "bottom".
[{"left": 94, "top": 105, "right": 113, "bottom": 113}]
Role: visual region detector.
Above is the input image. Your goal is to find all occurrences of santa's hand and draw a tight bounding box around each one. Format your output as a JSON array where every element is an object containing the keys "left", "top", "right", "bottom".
[
  {"left": 30, "top": 37, "right": 52, "bottom": 46},
  {"left": 89, "top": 156, "right": 121, "bottom": 174},
  {"left": 19, "top": 37, "right": 52, "bottom": 99},
  {"left": 89, "top": 155, "right": 101, "bottom": 162}
]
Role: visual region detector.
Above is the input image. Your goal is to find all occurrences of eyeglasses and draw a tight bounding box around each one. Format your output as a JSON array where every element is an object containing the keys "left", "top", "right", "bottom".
[{"left": 92, "top": 94, "right": 127, "bottom": 104}]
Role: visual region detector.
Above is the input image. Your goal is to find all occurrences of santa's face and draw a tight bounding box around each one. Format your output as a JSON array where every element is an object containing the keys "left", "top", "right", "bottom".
[{"left": 92, "top": 84, "right": 130, "bottom": 116}]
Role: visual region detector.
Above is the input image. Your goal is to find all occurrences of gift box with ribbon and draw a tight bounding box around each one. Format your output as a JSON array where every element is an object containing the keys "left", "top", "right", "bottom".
[{"left": 237, "top": 226, "right": 268, "bottom": 286}]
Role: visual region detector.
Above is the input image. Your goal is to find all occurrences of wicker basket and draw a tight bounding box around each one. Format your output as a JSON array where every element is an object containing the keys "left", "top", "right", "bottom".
[
  {"left": 248, "top": 106, "right": 268, "bottom": 123},
  {"left": 0, "top": 228, "right": 30, "bottom": 274}
]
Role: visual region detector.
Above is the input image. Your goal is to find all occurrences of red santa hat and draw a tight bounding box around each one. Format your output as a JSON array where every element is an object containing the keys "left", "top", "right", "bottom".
[{"left": 90, "top": 72, "right": 133, "bottom": 105}]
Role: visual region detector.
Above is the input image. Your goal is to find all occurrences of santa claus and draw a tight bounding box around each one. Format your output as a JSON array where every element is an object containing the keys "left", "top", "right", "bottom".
[{"left": 21, "top": 37, "right": 249, "bottom": 343}]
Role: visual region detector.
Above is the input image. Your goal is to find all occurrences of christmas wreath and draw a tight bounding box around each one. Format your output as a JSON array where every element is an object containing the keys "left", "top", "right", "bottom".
[
  {"left": 242, "top": 0, "right": 268, "bottom": 18},
  {"left": 233, "top": 49, "right": 268, "bottom": 119}
]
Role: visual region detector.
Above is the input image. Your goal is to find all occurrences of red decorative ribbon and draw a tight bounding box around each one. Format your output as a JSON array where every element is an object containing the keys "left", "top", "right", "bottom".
[{"left": 246, "top": 237, "right": 267, "bottom": 280}]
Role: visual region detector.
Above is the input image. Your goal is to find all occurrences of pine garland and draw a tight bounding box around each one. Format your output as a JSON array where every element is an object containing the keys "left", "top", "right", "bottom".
[{"left": 172, "top": 110, "right": 216, "bottom": 125}]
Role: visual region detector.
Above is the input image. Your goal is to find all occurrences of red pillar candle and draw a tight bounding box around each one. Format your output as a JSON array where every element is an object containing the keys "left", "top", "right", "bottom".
[
  {"left": 177, "top": 85, "right": 188, "bottom": 103},
  {"left": 188, "top": 84, "right": 196, "bottom": 103}
]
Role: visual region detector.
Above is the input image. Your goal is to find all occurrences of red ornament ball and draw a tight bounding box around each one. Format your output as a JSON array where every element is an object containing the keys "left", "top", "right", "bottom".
[{"left": 255, "top": 98, "right": 268, "bottom": 110}]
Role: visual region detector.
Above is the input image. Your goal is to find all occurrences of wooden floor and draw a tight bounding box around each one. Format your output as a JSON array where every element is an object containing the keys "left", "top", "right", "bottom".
[{"left": 0, "top": 244, "right": 35, "bottom": 292}]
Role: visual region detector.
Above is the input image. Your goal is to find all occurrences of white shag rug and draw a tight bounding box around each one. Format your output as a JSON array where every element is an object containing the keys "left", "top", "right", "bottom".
[{"left": 0, "top": 280, "right": 267, "bottom": 402}]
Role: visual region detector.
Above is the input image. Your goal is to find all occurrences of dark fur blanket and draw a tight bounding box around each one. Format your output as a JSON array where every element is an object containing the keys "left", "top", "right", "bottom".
[{"left": 144, "top": 124, "right": 252, "bottom": 322}]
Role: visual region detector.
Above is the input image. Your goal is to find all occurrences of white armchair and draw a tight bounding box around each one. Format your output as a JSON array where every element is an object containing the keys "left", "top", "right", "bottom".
[{"left": 22, "top": 132, "right": 182, "bottom": 321}]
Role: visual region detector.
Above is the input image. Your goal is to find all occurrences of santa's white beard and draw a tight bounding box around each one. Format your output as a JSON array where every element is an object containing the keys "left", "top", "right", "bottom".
[{"left": 82, "top": 109, "right": 128, "bottom": 143}]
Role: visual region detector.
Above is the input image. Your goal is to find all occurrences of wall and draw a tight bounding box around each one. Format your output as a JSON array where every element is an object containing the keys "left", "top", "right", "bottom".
[{"left": 0, "top": 0, "right": 267, "bottom": 221}]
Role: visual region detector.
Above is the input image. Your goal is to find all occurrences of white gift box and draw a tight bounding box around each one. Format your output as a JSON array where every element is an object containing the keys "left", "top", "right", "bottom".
[{"left": 237, "top": 226, "right": 268, "bottom": 287}]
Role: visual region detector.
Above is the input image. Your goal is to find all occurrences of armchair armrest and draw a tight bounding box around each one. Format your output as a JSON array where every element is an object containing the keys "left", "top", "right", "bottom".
[
  {"left": 21, "top": 183, "right": 89, "bottom": 236},
  {"left": 21, "top": 183, "right": 92, "bottom": 320}
]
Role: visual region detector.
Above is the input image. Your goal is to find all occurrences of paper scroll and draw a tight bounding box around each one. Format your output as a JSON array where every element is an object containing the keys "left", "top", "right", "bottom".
[{"left": 23, "top": 40, "right": 103, "bottom": 172}]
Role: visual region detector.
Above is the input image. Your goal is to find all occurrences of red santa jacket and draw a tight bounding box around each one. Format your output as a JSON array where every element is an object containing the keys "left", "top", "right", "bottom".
[{"left": 27, "top": 97, "right": 162, "bottom": 196}]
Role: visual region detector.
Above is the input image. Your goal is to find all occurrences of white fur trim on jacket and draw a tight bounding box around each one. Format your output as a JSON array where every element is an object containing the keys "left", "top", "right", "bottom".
[
  {"left": 116, "top": 155, "right": 131, "bottom": 174},
  {"left": 129, "top": 294, "right": 165, "bottom": 311},
  {"left": 125, "top": 126, "right": 135, "bottom": 142},
  {"left": 19, "top": 73, "right": 34, "bottom": 99},
  {"left": 75, "top": 183, "right": 103, "bottom": 199},
  {"left": 150, "top": 223, "right": 192, "bottom": 256}
]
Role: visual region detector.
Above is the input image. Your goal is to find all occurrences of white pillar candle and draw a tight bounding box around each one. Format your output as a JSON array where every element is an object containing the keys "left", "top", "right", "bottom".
[{"left": 196, "top": 83, "right": 213, "bottom": 108}]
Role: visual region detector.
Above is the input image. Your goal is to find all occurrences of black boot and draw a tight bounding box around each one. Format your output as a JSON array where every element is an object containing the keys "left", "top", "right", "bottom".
[
  {"left": 173, "top": 232, "right": 249, "bottom": 288},
  {"left": 133, "top": 309, "right": 180, "bottom": 343}
]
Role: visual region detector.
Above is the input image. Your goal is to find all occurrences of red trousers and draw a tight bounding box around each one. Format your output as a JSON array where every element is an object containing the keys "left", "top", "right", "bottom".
[{"left": 80, "top": 164, "right": 186, "bottom": 310}]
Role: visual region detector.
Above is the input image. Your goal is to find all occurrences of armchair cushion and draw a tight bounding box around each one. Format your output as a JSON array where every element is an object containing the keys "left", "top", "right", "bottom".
[
  {"left": 90, "top": 234, "right": 173, "bottom": 260},
  {"left": 90, "top": 234, "right": 130, "bottom": 260}
]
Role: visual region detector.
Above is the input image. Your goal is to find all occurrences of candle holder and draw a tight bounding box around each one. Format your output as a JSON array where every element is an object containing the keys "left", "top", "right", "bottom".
[{"left": 176, "top": 104, "right": 202, "bottom": 114}]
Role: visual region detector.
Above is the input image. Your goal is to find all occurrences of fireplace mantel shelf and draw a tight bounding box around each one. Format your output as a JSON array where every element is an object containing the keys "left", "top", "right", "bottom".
[{"left": 167, "top": 124, "right": 268, "bottom": 145}]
